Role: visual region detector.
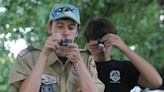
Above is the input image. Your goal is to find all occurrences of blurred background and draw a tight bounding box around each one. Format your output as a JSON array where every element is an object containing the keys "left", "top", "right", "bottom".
[{"left": 0, "top": 0, "right": 163, "bottom": 92}]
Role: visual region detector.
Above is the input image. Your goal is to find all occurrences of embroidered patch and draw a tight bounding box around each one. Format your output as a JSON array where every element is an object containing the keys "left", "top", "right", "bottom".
[
  {"left": 41, "top": 74, "right": 57, "bottom": 84},
  {"left": 72, "top": 65, "right": 78, "bottom": 76},
  {"left": 40, "top": 74, "right": 57, "bottom": 92},
  {"left": 40, "top": 83, "right": 55, "bottom": 92},
  {"left": 18, "top": 49, "right": 28, "bottom": 57}
]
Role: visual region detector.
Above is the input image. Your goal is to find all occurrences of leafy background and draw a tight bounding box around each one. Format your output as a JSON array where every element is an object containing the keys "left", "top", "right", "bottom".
[{"left": 0, "top": 0, "right": 163, "bottom": 92}]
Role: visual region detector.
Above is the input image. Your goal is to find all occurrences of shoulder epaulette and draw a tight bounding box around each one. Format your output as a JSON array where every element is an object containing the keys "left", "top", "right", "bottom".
[
  {"left": 18, "top": 48, "right": 29, "bottom": 57},
  {"left": 18, "top": 45, "right": 42, "bottom": 57},
  {"left": 27, "top": 45, "right": 42, "bottom": 51}
]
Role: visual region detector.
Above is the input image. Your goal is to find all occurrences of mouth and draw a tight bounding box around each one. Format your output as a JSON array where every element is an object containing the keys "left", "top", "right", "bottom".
[{"left": 95, "top": 50, "right": 104, "bottom": 55}]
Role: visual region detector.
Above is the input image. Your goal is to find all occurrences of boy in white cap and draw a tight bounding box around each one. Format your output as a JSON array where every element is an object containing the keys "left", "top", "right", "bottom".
[{"left": 9, "top": 3, "right": 104, "bottom": 92}]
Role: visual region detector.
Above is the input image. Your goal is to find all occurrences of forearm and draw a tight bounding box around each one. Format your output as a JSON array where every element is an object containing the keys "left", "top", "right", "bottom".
[
  {"left": 120, "top": 46, "right": 162, "bottom": 87},
  {"left": 74, "top": 60, "right": 99, "bottom": 92},
  {"left": 19, "top": 52, "right": 47, "bottom": 92}
]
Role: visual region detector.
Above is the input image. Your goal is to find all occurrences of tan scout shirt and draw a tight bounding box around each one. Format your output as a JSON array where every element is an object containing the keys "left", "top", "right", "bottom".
[{"left": 9, "top": 46, "right": 104, "bottom": 92}]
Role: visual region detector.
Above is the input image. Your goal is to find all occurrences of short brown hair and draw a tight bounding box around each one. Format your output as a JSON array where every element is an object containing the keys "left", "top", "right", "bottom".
[{"left": 84, "top": 17, "right": 117, "bottom": 42}]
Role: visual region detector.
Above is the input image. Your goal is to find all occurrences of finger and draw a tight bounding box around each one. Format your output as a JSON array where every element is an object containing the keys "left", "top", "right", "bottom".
[
  {"left": 65, "top": 43, "right": 78, "bottom": 48},
  {"left": 66, "top": 51, "right": 81, "bottom": 63},
  {"left": 65, "top": 52, "right": 75, "bottom": 62},
  {"left": 88, "top": 41, "right": 98, "bottom": 45},
  {"left": 60, "top": 42, "right": 79, "bottom": 51},
  {"left": 60, "top": 45, "right": 79, "bottom": 53},
  {"left": 52, "top": 33, "right": 64, "bottom": 42},
  {"left": 102, "top": 33, "right": 111, "bottom": 40},
  {"left": 46, "top": 40, "right": 60, "bottom": 50},
  {"left": 103, "top": 33, "right": 117, "bottom": 41},
  {"left": 44, "top": 43, "right": 56, "bottom": 51},
  {"left": 86, "top": 41, "right": 98, "bottom": 49}
]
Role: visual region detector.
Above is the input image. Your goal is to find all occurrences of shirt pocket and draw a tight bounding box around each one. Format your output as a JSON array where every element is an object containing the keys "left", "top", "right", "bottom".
[{"left": 67, "top": 65, "right": 80, "bottom": 92}]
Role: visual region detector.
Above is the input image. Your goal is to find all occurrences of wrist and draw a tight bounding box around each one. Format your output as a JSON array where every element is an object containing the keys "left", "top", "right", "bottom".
[
  {"left": 41, "top": 48, "right": 51, "bottom": 57},
  {"left": 73, "top": 58, "right": 83, "bottom": 66},
  {"left": 40, "top": 51, "right": 49, "bottom": 60},
  {"left": 120, "top": 45, "right": 133, "bottom": 54}
]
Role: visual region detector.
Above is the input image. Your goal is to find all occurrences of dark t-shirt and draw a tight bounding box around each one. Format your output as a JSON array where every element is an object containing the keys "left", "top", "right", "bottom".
[{"left": 95, "top": 59, "right": 140, "bottom": 92}]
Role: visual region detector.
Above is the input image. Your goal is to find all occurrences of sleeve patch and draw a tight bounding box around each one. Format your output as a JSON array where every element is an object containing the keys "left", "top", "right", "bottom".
[{"left": 18, "top": 49, "right": 28, "bottom": 57}]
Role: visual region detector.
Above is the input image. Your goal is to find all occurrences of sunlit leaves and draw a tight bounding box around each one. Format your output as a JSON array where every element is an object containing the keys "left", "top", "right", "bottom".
[{"left": 0, "top": 0, "right": 163, "bottom": 91}]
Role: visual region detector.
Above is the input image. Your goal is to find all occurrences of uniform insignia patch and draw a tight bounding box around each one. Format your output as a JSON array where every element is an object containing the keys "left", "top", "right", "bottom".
[
  {"left": 40, "top": 74, "right": 57, "bottom": 92},
  {"left": 41, "top": 74, "right": 57, "bottom": 84},
  {"left": 40, "top": 83, "right": 55, "bottom": 92},
  {"left": 18, "top": 49, "right": 28, "bottom": 57},
  {"left": 72, "top": 65, "right": 78, "bottom": 76},
  {"left": 17, "top": 46, "right": 41, "bottom": 57}
]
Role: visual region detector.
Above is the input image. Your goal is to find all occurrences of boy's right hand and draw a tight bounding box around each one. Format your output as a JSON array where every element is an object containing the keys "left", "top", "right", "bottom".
[{"left": 42, "top": 33, "right": 63, "bottom": 56}]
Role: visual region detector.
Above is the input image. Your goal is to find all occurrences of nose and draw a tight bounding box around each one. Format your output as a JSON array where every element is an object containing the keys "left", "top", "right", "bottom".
[
  {"left": 63, "top": 28, "right": 70, "bottom": 37},
  {"left": 102, "top": 47, "right": 107, "bottom": 52}
]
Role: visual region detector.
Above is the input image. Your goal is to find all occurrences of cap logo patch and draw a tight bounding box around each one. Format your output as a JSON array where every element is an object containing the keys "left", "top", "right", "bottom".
[
  {"left": 56, "top": 7, "right": 73, "bottom": 12},
  {"left": 49, "top": 3, "right": 80, "bottom": 24}
]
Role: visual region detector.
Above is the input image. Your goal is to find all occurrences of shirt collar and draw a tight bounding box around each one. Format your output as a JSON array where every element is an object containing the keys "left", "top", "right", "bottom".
[{"left": 47, "top": 52, "right": 59, "bottom": 66}]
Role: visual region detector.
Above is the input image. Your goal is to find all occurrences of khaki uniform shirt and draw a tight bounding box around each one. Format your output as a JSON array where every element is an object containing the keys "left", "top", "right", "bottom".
[{"left": 9, "top": 46, "right": 104, "bottom": 92}]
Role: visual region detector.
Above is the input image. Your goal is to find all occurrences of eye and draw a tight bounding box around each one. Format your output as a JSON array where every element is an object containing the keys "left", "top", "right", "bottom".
[
  {"left": 58, "top": 25, "right": 64, "bottom": 28},
  {"left": 57, "top": 24, "right": 64, "bottom": 28},
  {"left": 69, "top": 26, "right": 76, "bottom": 30},
  {"left": 68, "top": 24, "right": 77, "bottom": 30}
]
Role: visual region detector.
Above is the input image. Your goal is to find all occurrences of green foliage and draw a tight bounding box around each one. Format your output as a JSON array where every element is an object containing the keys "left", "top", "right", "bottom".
[
  {"left": 0, "top": 56, "right": 13, "bottom": 92},
  {"left": 0, "top": 0, "right": 163, "bottom": 91}
]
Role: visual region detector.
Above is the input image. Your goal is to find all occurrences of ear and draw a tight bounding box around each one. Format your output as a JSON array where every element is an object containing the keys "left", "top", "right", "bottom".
[{"left": 47, "top": 23, "right": 52, "bottom": 34}]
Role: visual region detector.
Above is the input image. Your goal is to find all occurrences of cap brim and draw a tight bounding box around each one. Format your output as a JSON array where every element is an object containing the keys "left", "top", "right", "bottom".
[{"left": 51, "top": 15, "right": 80, "bottom": 24}]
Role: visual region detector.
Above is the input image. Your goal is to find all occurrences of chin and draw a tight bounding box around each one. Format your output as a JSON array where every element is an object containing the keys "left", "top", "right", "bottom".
[{"left": 96, "top": 52, "right": 105, "bottom": 55}]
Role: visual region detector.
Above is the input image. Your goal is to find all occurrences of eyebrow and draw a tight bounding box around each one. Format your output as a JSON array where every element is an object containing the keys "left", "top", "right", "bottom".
[
  {"left": 56, "top": 21, "right": 77, "bottom": 26},
  {"left": 56, "top": 22, "right": 63, "bottom": 25}
]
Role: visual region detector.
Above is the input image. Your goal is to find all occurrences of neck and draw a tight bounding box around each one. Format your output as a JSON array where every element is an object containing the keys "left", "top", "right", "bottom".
[
  {"left": 92, "top": 46, "right": 112, "bottom": 62},
  {"left": 94, "top": 54, "right": 111, "bottom": 62}
]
